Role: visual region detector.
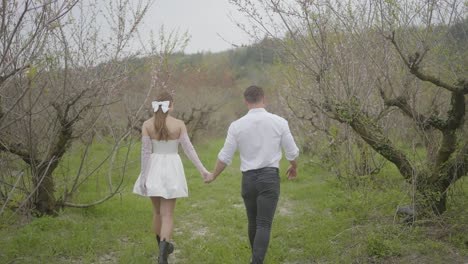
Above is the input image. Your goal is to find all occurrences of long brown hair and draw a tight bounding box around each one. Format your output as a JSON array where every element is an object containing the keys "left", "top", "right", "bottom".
[{"left": 153, "top": 91, "right": 173, "bottom": 141}]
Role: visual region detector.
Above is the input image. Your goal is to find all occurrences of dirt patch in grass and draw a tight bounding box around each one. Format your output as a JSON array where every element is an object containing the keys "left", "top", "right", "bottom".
[
  {"left": 232, "top": 203, "right": 243, "bottom": 209},
  {"left": 278, "top": 198, "right": 294, "bottom": 216},
  {"left": 192, "top": 226, "right": 208, "bottom": 237},
  {"left": 96, "top": 251, "right": 118, "bottom": 263}
]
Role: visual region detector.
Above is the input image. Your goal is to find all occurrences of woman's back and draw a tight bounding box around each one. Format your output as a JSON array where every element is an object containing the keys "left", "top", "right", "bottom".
[
  {"left": 143, "top": 116, "right": 183, "bottom": 141},
  {"left": 151, "top": 140, "right": 179, "bottom": 154}
]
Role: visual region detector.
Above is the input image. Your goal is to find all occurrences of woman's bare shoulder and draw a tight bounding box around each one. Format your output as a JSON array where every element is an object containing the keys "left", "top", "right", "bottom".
[
  {"left": 168, "top": 116, "right": 185, "bottom": 126},
  {"left": 142, "top": 118, "right": 154, "bottom": 126}
]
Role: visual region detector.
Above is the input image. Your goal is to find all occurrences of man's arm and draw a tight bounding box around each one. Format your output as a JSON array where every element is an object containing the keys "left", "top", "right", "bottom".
[
  {"left": 281, "top": 120, "right": 299, "bottom": 180},
  {"left": 286, "top": 159, "right": 298, "bottom": 180},
  {"left": 205, "top": 124, "right": 237, "bottom": 183},
  {"left": 205, "top": 159, "right": 227, "bottom": 183}
]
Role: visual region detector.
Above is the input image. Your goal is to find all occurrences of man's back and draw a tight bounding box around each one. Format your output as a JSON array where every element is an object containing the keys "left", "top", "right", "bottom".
[{"left": 219, "top": 108, "right": 299, "bottom": 172}]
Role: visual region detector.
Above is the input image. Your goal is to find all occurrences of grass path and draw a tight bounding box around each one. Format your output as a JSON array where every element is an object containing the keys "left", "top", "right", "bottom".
[{"left": 0, "top": 140, "right": 467, "bottom": 263}]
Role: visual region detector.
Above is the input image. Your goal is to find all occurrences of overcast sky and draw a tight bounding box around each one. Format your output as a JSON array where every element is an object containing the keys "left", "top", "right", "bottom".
[{"left": 139, "top": 0, "right": 252, "bottom": 53}]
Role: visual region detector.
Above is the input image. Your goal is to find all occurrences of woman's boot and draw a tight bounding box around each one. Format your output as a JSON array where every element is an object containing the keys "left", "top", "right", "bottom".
[
  {"left": 157, "top": 235, "right": 174, "bottom": 253},
  {"left": 167, "top": 241, "right": 174, "bottom": 254},
  {"left": 158, "top": 240, "right": 169, "bottom": 264},
  {"left": 158, "top": 239, "right": 175, "bottom": 264}
]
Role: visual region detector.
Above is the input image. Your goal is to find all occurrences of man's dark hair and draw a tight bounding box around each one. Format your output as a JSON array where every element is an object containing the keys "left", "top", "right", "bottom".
[{"left": 243, "top": 85, "right": 264, "bottom": 103}]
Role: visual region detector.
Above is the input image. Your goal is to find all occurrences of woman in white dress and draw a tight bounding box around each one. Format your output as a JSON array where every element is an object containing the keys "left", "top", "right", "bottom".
[{"left": 133, "top": 91, "right": 211, "bottom": 264}]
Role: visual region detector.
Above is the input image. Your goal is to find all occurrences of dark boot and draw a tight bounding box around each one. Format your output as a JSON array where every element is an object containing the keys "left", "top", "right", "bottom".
[
  {"left": 158, "top": 239, "right": 175, "bottom": 264},
  {"left": 167, "top": 241, "right": 174, "bottom": 254},
  {"left": 157, "top": 236, "right": 174, "bottom": 252},
  {"left": 158, "top": 240, "right": 169, "bottom": 264}
]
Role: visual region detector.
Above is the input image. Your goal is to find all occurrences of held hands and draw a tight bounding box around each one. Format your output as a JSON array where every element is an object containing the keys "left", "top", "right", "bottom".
[
  {"left": 286, "top": 165, "right": 297, "bottom": 180},
  {"left": 201, "top": 169, "right": 210, "bottom": 180},
  {"left": 203, "top": 160, "right": 226, "bottom": 184},
  {"left": 204, "top": 172, "right": 215, "bottom": 184},
  {"left": 202, "top": 169, "right": 215, "bottom": 184}
]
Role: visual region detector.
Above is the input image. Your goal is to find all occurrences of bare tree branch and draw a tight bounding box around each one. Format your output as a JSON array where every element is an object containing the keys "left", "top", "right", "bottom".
[
  {"left": 378, "top": 84, "right": 445, "bottom": 130},
  {"left": 386, "top": 31, "right": 466, "bottom": 94}
]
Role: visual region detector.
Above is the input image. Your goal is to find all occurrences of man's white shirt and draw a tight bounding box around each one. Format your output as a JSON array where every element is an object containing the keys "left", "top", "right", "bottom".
[{"left": 218, "top": 108, "right": 299, "bottom": 172}]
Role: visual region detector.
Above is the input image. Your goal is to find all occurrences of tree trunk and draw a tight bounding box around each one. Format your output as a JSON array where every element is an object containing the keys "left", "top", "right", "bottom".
[
  {"left": 412, "top": 175, "right": 446, "bottom": 216},
  {"left": 332, "top": 102, "right": 414, "bottom": 181},
  {"left": 32, "top": 169, "right": 57, "bottom": 215},
  {"left": 331, "top": 101, "right": 467, "bottom": 218},
  {"left": 30, "top": 117, "right": 74, "bottom": 215}
]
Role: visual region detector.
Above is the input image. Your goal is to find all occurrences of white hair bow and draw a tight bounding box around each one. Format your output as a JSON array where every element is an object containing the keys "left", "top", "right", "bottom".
[{"left": 152, "top": 101, "right": 170, "bottom": 113}]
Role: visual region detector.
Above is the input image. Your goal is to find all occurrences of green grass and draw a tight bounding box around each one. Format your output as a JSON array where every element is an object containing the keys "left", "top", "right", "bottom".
[{"left": 0, "top": 139, "right": 467, "bottom": 263}]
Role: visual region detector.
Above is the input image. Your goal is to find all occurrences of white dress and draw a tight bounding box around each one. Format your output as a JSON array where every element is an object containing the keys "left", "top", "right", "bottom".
[{"left": 133, "top": 133, "right": 207, "bottom": 199}]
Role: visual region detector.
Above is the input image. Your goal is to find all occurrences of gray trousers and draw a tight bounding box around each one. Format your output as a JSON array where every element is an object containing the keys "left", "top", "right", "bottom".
[{"left": 241, "top": 167, "right": 280, "bottom": 264}]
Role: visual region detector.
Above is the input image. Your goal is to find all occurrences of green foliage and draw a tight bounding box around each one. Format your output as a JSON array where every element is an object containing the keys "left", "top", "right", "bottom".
[
  {"left": 27, "top": 65, "right": 38, "bottom": 81},
  {"left": 335, "top": 105, "right": 354, "bottom": 123},
  {"left": 366, "top": 231, "right": 402, "bottom": 258}
]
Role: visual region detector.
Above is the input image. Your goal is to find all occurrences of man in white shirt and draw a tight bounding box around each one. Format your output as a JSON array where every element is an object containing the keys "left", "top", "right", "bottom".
[{"left": 205, "top": 85, "right": 299, "bottom": 264}]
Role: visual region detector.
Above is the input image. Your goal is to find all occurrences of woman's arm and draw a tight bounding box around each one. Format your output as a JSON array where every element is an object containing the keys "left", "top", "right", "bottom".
[
  {"left": 178, "top": 123, "right": 209, "bottom": 179},
  {"left": 140, "top": 124, "right": 152, "bottom": 194}
]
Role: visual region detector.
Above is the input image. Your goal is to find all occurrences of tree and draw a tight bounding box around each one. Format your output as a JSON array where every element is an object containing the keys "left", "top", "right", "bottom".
[
  {"left": 0, "top": 0, "right": 164, "bottom": 217},
  {"left": 230, "top": 0, "right": 467, "bottom": 218},
  {"left": 0, "top": 0, "right": 79, "bottom": 126}
]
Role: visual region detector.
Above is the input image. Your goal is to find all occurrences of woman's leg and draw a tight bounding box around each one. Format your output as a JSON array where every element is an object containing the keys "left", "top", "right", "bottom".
[
  {"left": 150, "top": 197, "right": 162, "bottom": 237},
  {"left": 159, "top": 198, "right": 177, "bottom": 241}
]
